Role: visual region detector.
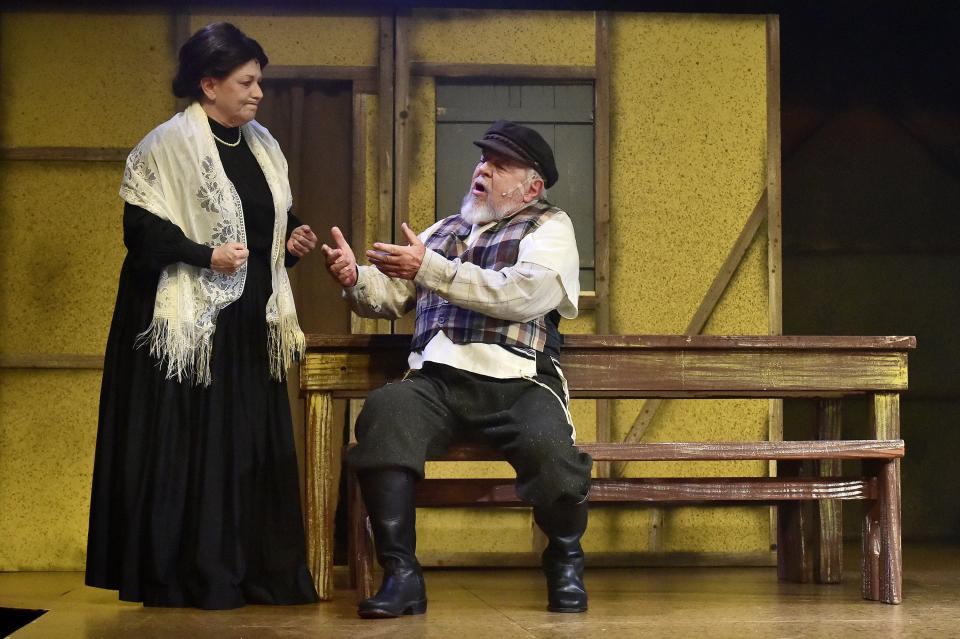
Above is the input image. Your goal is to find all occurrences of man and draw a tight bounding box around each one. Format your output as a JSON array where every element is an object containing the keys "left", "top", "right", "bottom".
[{"left": 322, "top": 121, "right": 593, "bottom": 619}]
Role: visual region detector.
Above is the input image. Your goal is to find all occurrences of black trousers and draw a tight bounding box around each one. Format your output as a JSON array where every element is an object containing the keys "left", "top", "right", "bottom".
[{"left": 348, "top": 360, "right": 593, "bottom": 508}]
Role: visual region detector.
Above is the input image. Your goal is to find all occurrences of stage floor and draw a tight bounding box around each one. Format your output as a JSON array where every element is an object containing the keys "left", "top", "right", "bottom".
[{"left": 2, "top": 544, "right": 957, "bottom": 638}]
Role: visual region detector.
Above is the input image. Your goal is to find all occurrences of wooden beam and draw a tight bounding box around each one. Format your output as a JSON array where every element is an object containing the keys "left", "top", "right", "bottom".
[
  {"left": 263, "top": 65, "right": 378, "bottom": 83},
  {"left": 870, "top": 393, "right": 901, "bottom": 440},
  {"left": 777, "top": 460, "right": 815, "bottom": 583},
  {"left": 766, "top": 15, "right": 783, "bottom": 337},
  {"left": 172, "top": 10, "right": 191, "bottom": 113},
  {"left": 411, "top": 62, "right": 595, "bottom": 80},
  {"left": 0, "top": 354, "right": 103, "bottom": 369},
  {"left": 415, "top": 476, "right": 878, "bottom": 506},
  {"left": 304, "top": 392, "right": 337, "bottom": 600},
  {"left": 171, "top": 10, "right": 191, "bottom": 58},
  {"left": 766, "top": 13, "right": 785, "bottom": 553},
  {"left": 303, "top": 345, "right": 910, "bottom": 397},
  {"left": 594, "top": 11, "right": 614, "bottom": 481},
  {"left": 593, "top": 11, "right": 612, "bottom": 334},
  {"left": 577, "top": 291, "right": 598, "bottom": 310},
  {"left": 864, "top": 393, "right": 902, "bottom": 603},
  {"left": 288, "top": 84, "right": 305, "bottom": 203},
  {"left": 0, "top": 147, "right": 127, "bottom": 162},
  {"left": 305, "top": 333, "right": 916, "bottom": 351},
  {"left": 377, "top": 16, "right": 395, "bottom": 247},
  {"left": 816, "top": 399, "right": 843, "bottom": 584},
  {"left": 614, "top": 192, "right": 769, "bottom": 475},
  {"left": 351, "top": 87, "right": 368, "bottom": 284},
  {"left": 393, "top": 13, "right": 411, "bottom": 239},
  {"left": 425, "top": 439, "right": 905, "bottom": 463},
  {"left": 353, "top": 76, "right": 379, "bottom": 95}
]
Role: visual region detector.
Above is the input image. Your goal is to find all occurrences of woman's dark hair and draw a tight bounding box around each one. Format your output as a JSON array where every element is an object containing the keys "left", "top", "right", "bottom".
[{"left": 172, "top": 22, "right": 268, "bottom": 101}]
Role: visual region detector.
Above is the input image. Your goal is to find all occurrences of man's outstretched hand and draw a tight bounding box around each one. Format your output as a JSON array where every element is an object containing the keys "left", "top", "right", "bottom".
[
  {"left": 367, "top": 223, "right": 426, "bottom": 281},
  {"left": 321, "top": 226, "right": 358, "bottom": 288}
]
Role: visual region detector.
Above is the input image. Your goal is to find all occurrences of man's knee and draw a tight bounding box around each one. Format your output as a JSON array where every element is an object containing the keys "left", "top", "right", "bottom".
[
  {"left": 356, "top": 382, "right": 415, "bottom": 439},
  {"left": 350, "top": 379, "right": 448, "bottom": 478},
  {"left": 510, "top": 439, "right": 592, "bottom": 507}
]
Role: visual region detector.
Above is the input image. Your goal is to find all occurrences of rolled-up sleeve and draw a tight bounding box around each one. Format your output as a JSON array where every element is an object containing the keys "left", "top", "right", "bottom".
[{"left": 343, "top": 265, "right": 417, "bottom": 319}]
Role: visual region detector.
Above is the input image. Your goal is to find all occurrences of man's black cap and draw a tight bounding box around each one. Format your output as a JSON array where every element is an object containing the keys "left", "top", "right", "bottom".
[{"left": 473, "top": 120, "right": 558, "bottom": 188}]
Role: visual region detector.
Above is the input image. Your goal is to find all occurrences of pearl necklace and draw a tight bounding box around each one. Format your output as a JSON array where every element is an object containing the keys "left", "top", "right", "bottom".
[{"left": 212, "top": 127, "right": 243, "bottom": 147}]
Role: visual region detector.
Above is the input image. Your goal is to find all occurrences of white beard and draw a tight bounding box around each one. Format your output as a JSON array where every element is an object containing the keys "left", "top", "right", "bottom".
[{"left": 459, "top": 192, "right": 522, "bottom": 225}]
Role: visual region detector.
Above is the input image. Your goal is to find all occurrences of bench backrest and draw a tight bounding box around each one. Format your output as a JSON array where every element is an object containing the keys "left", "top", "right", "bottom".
[{"left": 301, "top": 334, "right": 915, "bottom": 399}]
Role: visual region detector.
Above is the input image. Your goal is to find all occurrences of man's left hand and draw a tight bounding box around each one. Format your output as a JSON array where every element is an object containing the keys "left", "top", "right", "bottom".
[
  {"left": 287, "top": 225, "right": 318, "bottom": 258},
  {"left": 367, "top": 223, "right": 426, "bottom": 280}
]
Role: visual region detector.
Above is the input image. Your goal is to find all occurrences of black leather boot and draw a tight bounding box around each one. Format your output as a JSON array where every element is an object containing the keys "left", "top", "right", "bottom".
[
  {"left": 357, "top": 468, "right": 427, "bottom": 619},
  {"left": 533, "top": 499, "right": 588, "bottom": 613}
]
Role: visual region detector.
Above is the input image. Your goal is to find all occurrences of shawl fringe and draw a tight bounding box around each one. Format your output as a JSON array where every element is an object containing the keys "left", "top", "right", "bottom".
[
  {"left": 268, "top": 317, "right": 306, "bottom": 382},
  {"left": 135, "top": 317, "right": 214, "bottom": 387}
]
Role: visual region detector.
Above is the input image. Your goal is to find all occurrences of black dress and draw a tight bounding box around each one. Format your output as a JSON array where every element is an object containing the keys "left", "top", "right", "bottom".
[{"left": 85, "top": 118, "right": 319, "bottom": 610}]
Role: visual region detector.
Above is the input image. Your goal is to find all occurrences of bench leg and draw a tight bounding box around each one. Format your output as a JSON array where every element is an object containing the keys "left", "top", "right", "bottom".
[
  {"left": 878, "top": 459, "right": 903, "bottom": 604},
  {"left": 348, "top": 469, "right": 376, "bottom": 600},
  {"left": 777, "top": 460, "right": 814, "bottom": 583},
  {"left": 862, "top": 459, "right": 902, "bottom": 604},
  {"left": 815, "top": 399, "right": 843, "bottom": 584},
  {"left": 305, "top": 391, "right": 338, "bottom": 600},
  {"left": 863, "top": 392, "right": 902, "bottom": 604},
  {"left": 861, "top": 467, "right": 882, "bottom": 601}
]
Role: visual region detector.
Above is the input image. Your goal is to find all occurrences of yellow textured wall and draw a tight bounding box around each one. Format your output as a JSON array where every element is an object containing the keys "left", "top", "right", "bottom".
[
  {"left": 607, "top": 13, "right": 769, "bottom": 553},
  {"left": 407, "top": 77, "right": 438, "bottom": 234},
  {"left": 190, "top": 13, "right": 378, "bottom": 67},
  {"left": 609, "top": 13, "right": 767, "bottom": 334},
  {"left": 0, "top": 371, "right": 101, "bottom": 569},
  {"left": 0, "top": 13, "right": 174, "bottom": 148},
  {"left": 0, "top": 11, "right": 170, "bottom": 571},
  {"left": 409, "top": 9, "right": 594, "bottom": 66},
  {"left": 0, "top": 163, "right": 125, "bottom": 354}
]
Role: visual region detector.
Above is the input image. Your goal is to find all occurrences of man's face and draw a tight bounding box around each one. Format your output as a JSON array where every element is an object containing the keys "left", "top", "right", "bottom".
[{"left": 460, "top": 150, "right": 532, "bottom": 224}]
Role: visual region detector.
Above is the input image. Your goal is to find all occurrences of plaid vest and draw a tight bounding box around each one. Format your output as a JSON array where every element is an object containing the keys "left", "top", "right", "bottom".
[{"left": 411, "top": 201, "right": 561, "bottom": 353}]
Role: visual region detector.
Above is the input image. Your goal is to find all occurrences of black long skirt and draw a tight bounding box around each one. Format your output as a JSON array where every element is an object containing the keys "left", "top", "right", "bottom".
[{"left": 85, "top": 252, "right": 319, "bottom": 609}]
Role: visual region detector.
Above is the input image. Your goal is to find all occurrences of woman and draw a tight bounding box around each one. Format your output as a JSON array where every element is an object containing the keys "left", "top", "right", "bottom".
[{"left": 85, "top": 22, "right": 320, "bottom": 609}]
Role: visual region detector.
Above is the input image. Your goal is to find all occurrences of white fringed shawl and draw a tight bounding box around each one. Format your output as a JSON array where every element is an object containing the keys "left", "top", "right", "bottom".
[{"left": 119, "top": 101, "right": 304, "bottom": 386}]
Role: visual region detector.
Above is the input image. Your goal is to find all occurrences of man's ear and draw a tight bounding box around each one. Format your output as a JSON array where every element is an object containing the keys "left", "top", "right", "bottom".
[
  {"left": 522, "top": 177, "right": 545, "bottom": 203},
  {"left": 200, "top": 76, "right": 218, "bottom": 101}
]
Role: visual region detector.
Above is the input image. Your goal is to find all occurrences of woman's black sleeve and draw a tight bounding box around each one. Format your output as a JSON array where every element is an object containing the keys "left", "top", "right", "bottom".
[
  {"left": 284, "top": 211, "right": 302, "bottom": 268},
  {"left": 123, "top": 203, "right": 214, "bottom": 272}
]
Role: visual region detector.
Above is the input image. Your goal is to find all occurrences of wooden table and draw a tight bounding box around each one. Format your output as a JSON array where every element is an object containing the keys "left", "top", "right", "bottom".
[{"left": 300, "top": 334, "right": 914, "bottom": 600}]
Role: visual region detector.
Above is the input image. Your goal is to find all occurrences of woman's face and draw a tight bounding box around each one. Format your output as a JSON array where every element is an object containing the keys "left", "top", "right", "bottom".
[{"left": 200, "top": 59, "right": 263, "bottom": 127}]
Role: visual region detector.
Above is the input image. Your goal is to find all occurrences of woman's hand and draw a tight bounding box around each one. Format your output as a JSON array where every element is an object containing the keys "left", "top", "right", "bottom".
[
  {"left": 321, "top": 226, "right": 358, "bottom": 288},
  {"left": 211, "top": 242, "right": 249, "bottom": 274},
  {"left": 287, "top": 224, "right": 318, "bottom": 258}
]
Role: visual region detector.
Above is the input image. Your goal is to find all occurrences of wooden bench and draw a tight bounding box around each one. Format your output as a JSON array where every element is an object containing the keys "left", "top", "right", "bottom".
[{"left": 300, "top": 334, "right": 914, "bottom": 605}]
